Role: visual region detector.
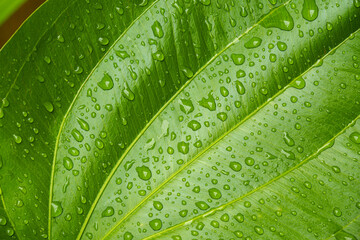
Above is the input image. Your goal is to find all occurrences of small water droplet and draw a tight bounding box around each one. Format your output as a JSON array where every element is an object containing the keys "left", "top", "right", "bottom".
[
  {"left": 283, "top": 132, "right": 295, "bottom": 146},
  {"left": 235, "top": 81, "right": 246, "bottom": 95},
  {"left": 179, "top": 99, "right": 194, "bottom": 114},
  {"left": 153, "top": 201, "right": 163, "bottom": 211},
  {"left": 188, "top": 120, "right": 201, "bottom": 131},
  {"left": 13, "top": 134, "right": 22, "bottom": 144},
  {"left": 77, "top": 117, "right": 90, "bottom": 131},
  {"left": 208, "top": 188, "right": 222, "bottom": 199},
  {"left": 98, "top": 37, "right": 109, "bottom": 46},
  {"left": 43, "top": 102, "right": 54, "bottom": 113},
  {"left": 122, "top": 82, "right": 135, "bottom": 101},
  {"left": 231, "top": 53, "right": 245, "bottom": 65},
  {"left": 229, "top": 161, "right": 242, "bottom": 172},
  {"left": 198, "top": 92, "right": 216, "bottom": 111},
  {"left": 71, "top": 129, "right": 84, "bottom": 142},
  {"left": 349, "top": 131, "right": 360, "bottom": 144}
]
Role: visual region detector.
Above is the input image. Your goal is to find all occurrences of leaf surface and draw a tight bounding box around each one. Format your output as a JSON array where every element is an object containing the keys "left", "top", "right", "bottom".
[{"left": 0, "top": 0, "right": 360, "bottom": 240}]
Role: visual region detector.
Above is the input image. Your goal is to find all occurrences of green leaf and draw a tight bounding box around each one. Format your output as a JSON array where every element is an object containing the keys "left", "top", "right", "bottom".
[
  {"left": 0, "top": 0, "right": 27, "bottom": 27},
  {"left": 0, "top": 0, "right": 360, "bottom": 240}
]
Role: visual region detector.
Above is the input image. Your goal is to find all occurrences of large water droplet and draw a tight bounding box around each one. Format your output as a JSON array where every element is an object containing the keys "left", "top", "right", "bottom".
[
  {"left": 195, "top": 201, "right": 210, "bottom": 210},
  {"left": 122, "top": 82, "right": 135, "bottom": 101},
  {"left": 177, "top": 141, "right": 189, "bottom": 154},
  {"left": 244, "top": 37, "right": 262, "bottom": 49},
  {"left": 151, "top": 21, "right": 164, "bottom": 38},
  {"left": 63, "top": 157, "right": 74, "bottom": 170},
  {"left": 71, "top": 129, "right": 84, "bottom": 142},
  {"left": 302, "top": 0, "right": 319, "bottom": 22},
  {"left": 179, "top": 99, "right": 194, "bottom": 114},
  {"left": 97, "top": 73, "right": 114, "bottom": 90},
  {"left": 231, "top": 53, "right": 245, "bottom": 65},
  {"left": 349, "top": 131, "right": 360, "bottom": 144},
  {"left": 235, "top": 81, "right": 246, "bottom": 95},
  {"left": 208, "top": 188, "right": 222, "bottom": 199},
  {"left": 43, "top": 102, "right": 54, "bottom": 113},
  {"left": 335, "top": 230, "right": 358, "bottom": 240},
  {"left": 51, "top": 201, "right": 63, "bottom": 218},
  {"left": 198, "top": 92, "right": 216, "bottom": 111},
  {"left": 77, "top": 117, "right": 90, "bottom": 131},
  {"left": 283, "top": 132, "right": 295, "bottom": 146},
  {"left": 229, "top": 161, "right": 242, "bottom": 172},
  {"left": 153, "top": 201, "right": 163, "bottom": 211},
  {"left": 149, "top": 219, "right": 162, "bottom": 231},
  {"left": 102, "top": 206, "right": 114, "bottom": 217},
  {"left": 188, "top": 120, "right": 201, "bottom": 131},
  {"left": 260, "top": 6, "right": 294, "bottom": 31},
  {"left": 136, "top": 166, "right": 152, "bottom": 180}
]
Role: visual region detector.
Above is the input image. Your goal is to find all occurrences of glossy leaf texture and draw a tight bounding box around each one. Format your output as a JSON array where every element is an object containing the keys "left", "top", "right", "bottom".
[{"left": 0, "top": 0, "right": 359, "bottom": 240}]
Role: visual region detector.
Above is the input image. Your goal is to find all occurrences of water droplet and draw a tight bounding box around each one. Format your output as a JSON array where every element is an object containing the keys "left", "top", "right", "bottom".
[
  {"left": 231, "top": 53, "right": 245, "bottom": 65},
  {"left": 123, "top": 232, "right": 133, "bottom": 240},
  {"left": 234, "top": 213, "right": 244, "bottom": 223},
  {"left": 208, "top": 188, "right": 222, "bottom": 199},
  {"left": 254, "top": 226, "right": 264, "bottom": 235},
  {"left": 144, "top": 138, "right": 156, "bottom": 151},
  {"left": 122, "top": 82, "right": 135, "bottom": 101},
  {"left": 136, "top": 166, "right": 152, "bottom": 180},
  {"left": 333, "top": 207, "right": 342, "bottom": 217},
  {"left": 229, "top": 161, "right": 242, "bottom": 172},
  {"left": 302, "top": 0, "right": 319, "bottom": 22},
  {"left": 51, "top": 201, "right": 63, "bottom": 218},
  {"left": 335, "top": 230, "right": 358, "bottom": 240},
  {"left": 188, "top": 120, "right": 201, "bottom": 131},
  {"left": 102, "top": 206, "right": 114, "bottom": 217},
  {"left": 43, "top": 101, "right": 54, "bottom": 113},
  {"left": 177, "top": 141, "right": 189, "bottom": 154},
  {"left": 198, "top": 92, "right": 216, "bottom": 111},
  {"left": 199, "top": 0, "right": 211, "bottom": 5},
  {"left": 44, "top": 56, "right": 51, "bottom": 64},
  {"left": 240, "top": 6, "right": 248, "bottom": 17},
  {"left": 235, "top": 81, "right": 246, "bottom": 95},
  {"left": 151, "top": 21, "right": 164, "bottom": 38},
  {"left": 0, "top": 216, "right": 6, "bottom": 226},
  {"left": 63, "top": 157, "right": 74, "bottom": 170},
  {"left": 149, "top": 219, "right": 162, "bottom": 231},
  {"left": 283, "top": 132, "right": 295, "bottom": 146},
  {"left": 98, "top": 37, "right": 109, "bottom": 46},
  {"left": 217, "top": 112, "right": 228, "bottom": 122},
  {"left": 277, "top": 41, "right": 287, "bottom": 51},
  {"left": 182, "top": 67, "right": 194, "bottom": 79},
  {"left": 349, "top": 132, "right": 360, "bottom": 144},
  {"left": 95, "top": 138, "right": 104, "bottom": 150},
  {"left": 179, "top": 99, "right": 194, "bottom": 114},
  {"left": 124, "top": 160, "right": 135, "bottom": 171},
  {"left": 244, "top": 37, "right": 262, "bottom": 49},
  {"left": 77, "top": 117, "right": 90, "bottom": 131},
  {"left": 291, "top": 77, "right": 306, "bottom": 89},
  {"left": 220, "top": 86, "right": 229, "bottom": 97},
  {"left": 195, "top": 201, "right": 210, "bottom": 210},
  {"left": 0, "top": 109, "right": 4, "bottom": 119},
  {"left": 355, "top": 0, "right": 360, "bottom": 8},
  {"left": 71, "top": 129, "right": 84, "bottom": 142},
  {"left": 97, "top": 73, "right": 114, "bottom": 90},
  {"left": 260, "top": 6, "right": 294, "bottom": 31},
  {"left": 115, "top": 50, "right": 130, "bottom": 59},
  {"left": 245, "top": 157, "right": 255, "bottom": 166},
  {"left": 179, "top": 210, "right": 188, "bottom": 217},
  {"left": 153, "top": 201, "right": 163, "bottom": 211},
  {"left": 68, "top": 147, "right": 80, "bottom": 156},
  {"left": 13, "top": 134, "right": 22, "bottom": 144},
  {"left": 281, "top": 149, "right": 296, "bottom": 160},
  {"left": 57, "top": 34, "right": 65, "bottom": 43},
  {"left": 153, "top": 50, "right": 165, "bottom": 61}
]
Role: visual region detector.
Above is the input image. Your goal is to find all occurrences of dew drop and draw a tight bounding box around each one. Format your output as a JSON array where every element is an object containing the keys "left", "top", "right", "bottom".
[
  {"left": 177, "top": 141, "right": 189, "bottom": 154},
  {"left": 43, "top": 101, "right": 54, "bottom": 113},
  {"left": 149, "top": 219, "right": 162, "bottom": 231},
  {"left": 333, "top": 207, "right": 342, "bottom": 217},
  {"left": 335, "top": 230, "right": 358, "bottom": 240},
  {"left": 101, "top": 206, "right": 114, "bottom": 217},
  {"left": 349, "top": 132, "right": 360, "bottom": 144},
  {"left": 229, "top": 161, "right": 242, "bottom": 172},
  {"left": 151, "top": 21, "right": 164, "bottom": 38},
  {"left": 153, "top": 201, "right": 163, "bottom": 211},
  {"left": 283, "top": 132, "right": 295, "bottom": 146},
  {"left": 51, "top": 201, "right": 63, "bottom": 218},
  {"left": 182, "top": 67, "right": 194, "bottom": 79},
  {"left": 77, "top": 117, "right": 90, "bottom": 131},
  {"left": 63, "top": 157, "right": 74, "bottom": 170},
  {"left": 115, "top": 50, "right": 130, "bottom": 59},
  {"left": 13, "top": 134, "right": 22, "bottom": 144},
  {"left": 179, "top": 99, "right": 194, "bottom": 114},
  {"left": 195, "top": 201, "right": 210, "bottom": 210},
  {"left": 122, "top": 82, "right": 135, "bottom": 101},
  {"left": 198, "top": 92, "right": 216, "bottom": 111},
  {"left": 98, "top": 37, "right": 109, "bottom": 46},
  {"left": 260, "top": 6, "right": 294, "bottom": 31},
  {"left": 71, "top": 129, "right": 84, "bottom": 142},
  {"left": 235, "top": 81, "right": 246, "bottom": 95},
  {"left": 97, "top": 73, "right": 114, "bottom": 90},
  {"left": 188, "top": 120, "right": 201, "bottom": 131},
  {"left": 302, "top": 0, "right": 319, "bottom": 22},
  {"left": 208, "top": 188, "right": 222, "bottom": 199},
  {"left": 244, "top": 37, "right": 262, "bottom": 49},
  {"left": 231, "top": 53, "right": 245, "bottom": 65},
  {"left": 136, "top": 166, "right": 152, "bottom": 180}
]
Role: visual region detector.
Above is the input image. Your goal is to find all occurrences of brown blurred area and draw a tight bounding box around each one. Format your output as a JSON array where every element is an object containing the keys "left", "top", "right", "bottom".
[{"left": 0, "top": 0, "right": 45, "bottom": 49}]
